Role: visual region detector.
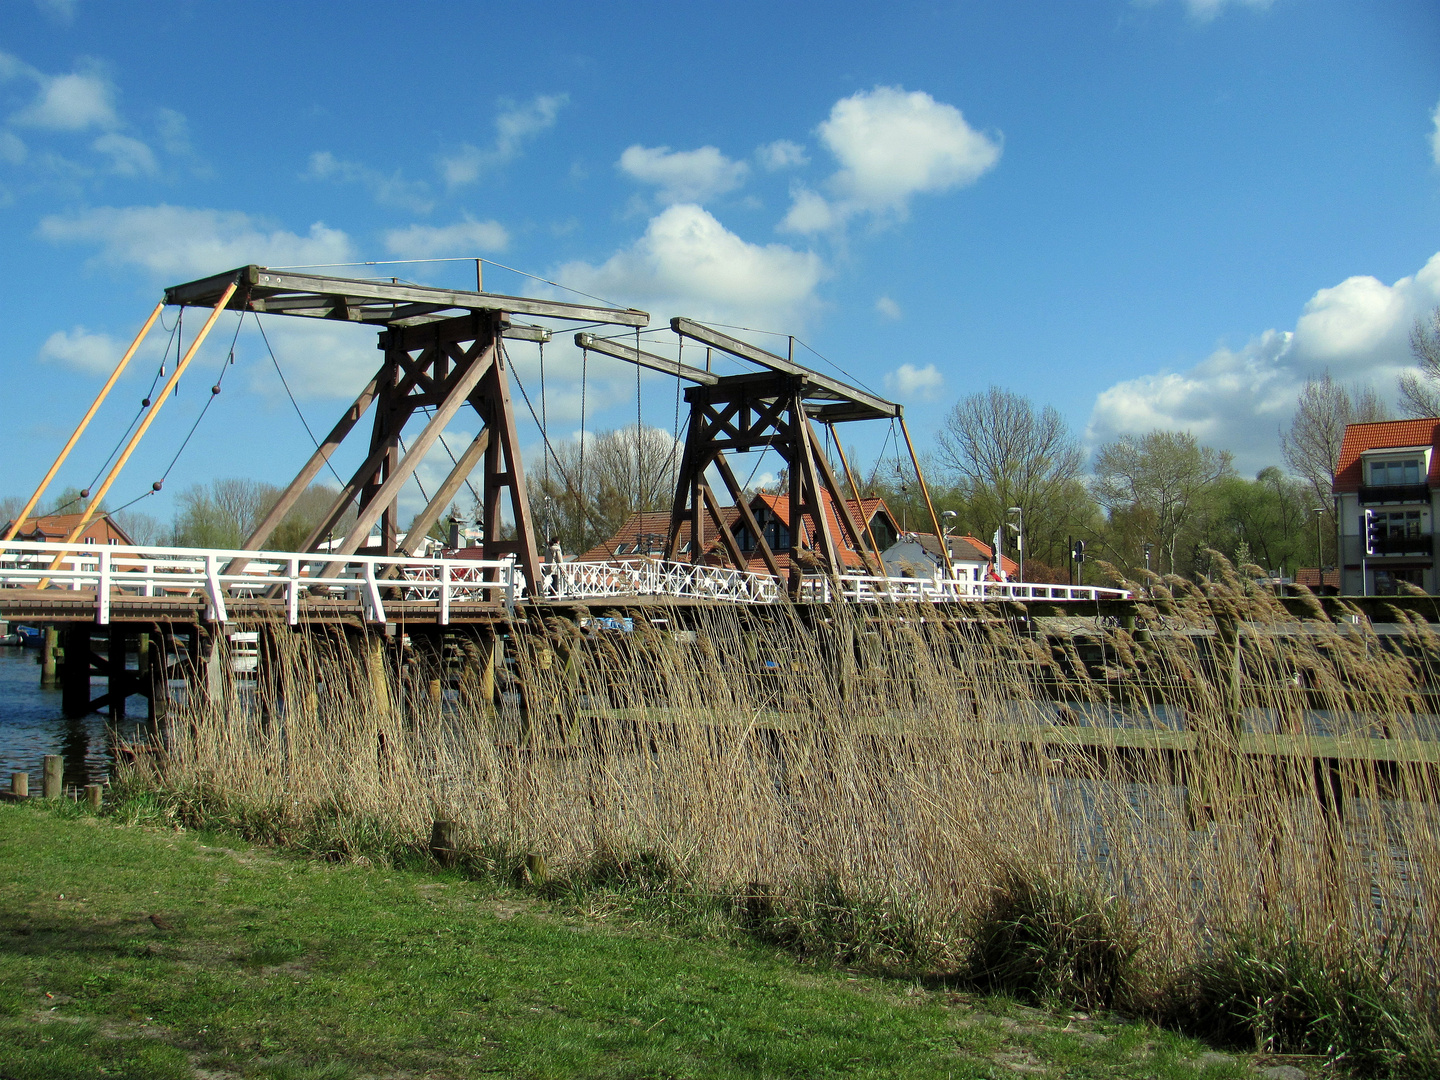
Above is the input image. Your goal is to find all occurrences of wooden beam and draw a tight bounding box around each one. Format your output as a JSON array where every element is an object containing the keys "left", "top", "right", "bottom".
[
  {"left": 240, "top": 374, "right": 381, "bottom": 553},
  {"left": 47, "top": 284, "right": 238, "bottom": 573},
  {"left": 4, "top": 301, "right": 164, "bottom": 543},
  {"left": 712, "top": 452, "right": 784, "bottom": 581},
  {"left": 396, "top": 429, "right": 491, "bottom": 557},
  {"left": 330, "top": 344, "right": 497, "bottom": 559},
  {"left": 574, "top": 332, "right": 719, "bottom": 385},
  {"left": 165, "top": 266, "right": 650, "bottom": 327},
  {"left": 475, "top": 351, "right": 543, "bottom": 591},
  {"left": 794, "top": 405, "right": 842, "bottom": 574},
  {"left": 805, "top": 415, "right": 881, "bottom": 576},
  {"left": 670, "top": 317, "right": 899, "bottom": 419},
  {"left": 700, "top": 480, "right": 747, "bottom": 572}
]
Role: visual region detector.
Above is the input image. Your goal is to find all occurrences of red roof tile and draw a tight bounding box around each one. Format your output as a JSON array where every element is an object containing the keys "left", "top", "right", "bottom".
[{"left": 1333, "top": 419, "right": 1440, "bottom": 493}]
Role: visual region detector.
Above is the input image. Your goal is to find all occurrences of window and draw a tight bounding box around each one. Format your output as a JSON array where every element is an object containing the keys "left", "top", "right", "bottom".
[
  {"left": 1377, "top": 510, "right": 1423, "bottom": 539},
  {"left": 1369, "top": 458, "right": 1423, "bottom": 486}
]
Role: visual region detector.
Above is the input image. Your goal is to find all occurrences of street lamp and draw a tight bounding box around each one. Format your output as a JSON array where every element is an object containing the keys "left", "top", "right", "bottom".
[
  {"left": 1144, "top": 542, "right": 1152, "bottom": 574},
  {"left": 1311, "top": 507, "right": 1325, "bottom": 575},
  {"left": 941, "top": 510, "right": 957, "bottom": 577},
  {"left": 1006, "top": 506, "right": 1023, "bottom": 582}
]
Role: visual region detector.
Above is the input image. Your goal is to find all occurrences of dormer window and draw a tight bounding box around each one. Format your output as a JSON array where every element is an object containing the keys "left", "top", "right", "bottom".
[{"left": 1370, "top": 458, "right": 1423, "bottom": 486}]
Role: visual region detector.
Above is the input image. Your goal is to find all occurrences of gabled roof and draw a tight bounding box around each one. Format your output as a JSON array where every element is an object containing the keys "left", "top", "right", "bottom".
[
  {"left": 1295, "top": 567, "right": 1341, "bottom": 590},
  {"left": 3, "top": 511, "right": 135, "bottom": 546},
  {"left": 575, "top": 509, "right": 742, "bottom": 563},
  {"left": 748, "top": 492, "right": 890, "bottom": 569},
  {"left": 1334, "top": 419, "right": 1440, "bottom": 493}
]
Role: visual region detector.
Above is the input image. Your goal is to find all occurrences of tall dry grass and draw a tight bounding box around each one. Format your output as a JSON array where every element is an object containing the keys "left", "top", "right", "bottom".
[{"left": 129, "top": 557, "right": 1440, "bottom": 1073}]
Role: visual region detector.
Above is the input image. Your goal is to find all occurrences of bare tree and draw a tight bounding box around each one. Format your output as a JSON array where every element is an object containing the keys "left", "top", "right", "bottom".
[
  {"left": 1399, "top": 306, "right": 1440, "bottom": 418},
  {"left": 935, "top": 386, "right": 1086, "bottom": 570},
  {"left": 527, "top": 425, "right": 681, "bottom": 555},
  {"left": 1281, "top": 372, "right": 1389, "bottom": 512},
  {"left": 1093, "top": 430, "right": 1234, "bottom": 574}
]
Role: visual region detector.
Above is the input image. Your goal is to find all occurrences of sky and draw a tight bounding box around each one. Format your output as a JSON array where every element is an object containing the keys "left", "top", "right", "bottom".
[{"left": 1, "top": 0, "right": 1438, "bottom": 529}]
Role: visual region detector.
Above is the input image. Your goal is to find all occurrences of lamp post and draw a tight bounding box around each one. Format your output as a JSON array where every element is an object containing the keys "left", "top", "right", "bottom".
[
  {"left": 1007, "top": 506, "right": 1023, "bottom": 582},
  {"left": 1312, "top": 507, "right": 1325, "bottom": 576},
  {"left": 941, "top": 510, "right": 957, "bottom": 577},
  {"left": 1144, "top": 542, "right": 1152, "bottom": 574}
]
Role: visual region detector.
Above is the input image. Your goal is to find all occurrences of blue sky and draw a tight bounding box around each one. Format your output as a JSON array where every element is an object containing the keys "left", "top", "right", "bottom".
[{"left": 1, "top": 0, "right": 1438, "bottom": 526}]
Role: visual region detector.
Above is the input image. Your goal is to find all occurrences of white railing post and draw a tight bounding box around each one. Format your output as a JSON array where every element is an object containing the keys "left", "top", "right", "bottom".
[
  {"left": 96, "top": 547, "right": 111, "bottom": 625},
  {"left": 439, "top": 560, "right": 451, "bottom": 626},
  {"left": 203, "top": 552, "right": 228, "bottom": 623}
]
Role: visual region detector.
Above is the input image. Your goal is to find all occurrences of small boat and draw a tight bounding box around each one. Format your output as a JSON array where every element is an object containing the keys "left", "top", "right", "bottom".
[{"left": 15, "top": 625, "right": 44, "bottom": 648}]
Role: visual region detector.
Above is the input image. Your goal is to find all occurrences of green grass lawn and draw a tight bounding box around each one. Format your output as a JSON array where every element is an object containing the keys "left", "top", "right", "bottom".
[{"left": 0, "top": 800, "right": 1285, "bottom": 1079}]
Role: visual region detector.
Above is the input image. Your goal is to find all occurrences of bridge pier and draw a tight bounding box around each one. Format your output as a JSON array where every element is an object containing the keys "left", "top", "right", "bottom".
[{"left": 61, "top": 623, "right": 92, "bottom": 719}]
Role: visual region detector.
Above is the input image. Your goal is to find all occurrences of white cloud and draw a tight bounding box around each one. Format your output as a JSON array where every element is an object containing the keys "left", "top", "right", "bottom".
[
  {"left": 384, "top": 218, "right": 510, "bottom": 259},
  {"left": 440, "top": 93, "right": 567, "bottom": 188},
  {"left": 39, "top": 204, "right": 355, "bottom": 280},
  {"left": 885, "top": 363, "right": 943, "bottom": 398},
  {"left": 92, "top": 132, "right": 156, "bottom": 176},
  {"left": 618, "top": 144, "right": 749, "bottom": 205},
  {"left": 1086, "top": 252, "right": 1440, "bottom": 472},
  {"left": 782, "top": 86, "right": 1000, "bottom": 234},
  {"left": 250, "top": 317, "right": 380, "bottom": 401},
  {"left": 1430, "top": 99, "right": 1440, "bottom": 167},
  {"left": 757, "top": 139, "right": 808, "bottom": 172},
  {"left": 39, "top": 326, "right": 124, "bottom": 375},
  {"left": 875, "top": 295, "right": 902, "bottom": 320},
  {"left": 12, "top": 68, "right": 119, "bottom": 130},
  {"left": 552, "top": 203, "right": 826, "bottom": 329},
  {"left": 305, "top": 151, "right": 433, "bottom": 213}
]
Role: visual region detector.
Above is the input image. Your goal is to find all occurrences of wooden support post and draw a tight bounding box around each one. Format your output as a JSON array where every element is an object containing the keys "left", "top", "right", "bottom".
[
  {"left": 108, "top": 625, "right": 127, "bottom": 721},
  {"left": 525, "top": 851, "right": 548, "bottom": 885},
  {"left": 42, "top": 755, "right": 62, "bottom": 799},
  {"left": 428, "top": 678, "right": 443, "bottom": 707},
  {"left": 40, "top": 627, "right": 58, "bottom": 689},
  {"left": 364, "top": 634, "right": 394, "bottom": 719},
  {"left": 61, "top": 624, "right": 92, "bottom": 718},
  {"left": 11, "top": 773, "right": 28, "bottom": 798},
  {"left": 85, "top": 784, "right": 103, "bottom": 811}
]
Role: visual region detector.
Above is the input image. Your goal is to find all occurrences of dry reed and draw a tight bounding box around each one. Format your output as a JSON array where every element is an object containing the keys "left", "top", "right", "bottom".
[{"left": 127, "top": 558, "right": 1440, "bottom": 1073}]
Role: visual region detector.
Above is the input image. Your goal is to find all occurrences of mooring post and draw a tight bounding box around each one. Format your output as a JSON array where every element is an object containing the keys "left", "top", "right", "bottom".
[
  {"left": 11, "top": 773, "right": 28, "bottom": 798},
  {"left": 429, "top": 818, "right": 458, "bottom": 867},
  {"left": 42, "top": 755, "right": 62, "bottom": 799},
  {"left": 85, "top": 784, "right": 103, "bottom": 812},
  {"left": 40, "top": 626, "right": 59, "bottom": 689},
  {"left": 525, "top": 851, "right": 548, "bottom": 885},
  {"left": 61, "top": 624, "right": 92, "bottom": 718},
  {"left": 363, "top": 633, "right": 394, "bottom": 718}
]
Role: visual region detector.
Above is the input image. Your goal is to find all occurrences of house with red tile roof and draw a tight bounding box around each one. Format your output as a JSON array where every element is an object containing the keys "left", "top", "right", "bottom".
[
  {"left": 2, "top": 511, "right": 135, "bottom": 547},
  {"left": 1332, "top": 418, "right": 1440, "bottom": 594}
]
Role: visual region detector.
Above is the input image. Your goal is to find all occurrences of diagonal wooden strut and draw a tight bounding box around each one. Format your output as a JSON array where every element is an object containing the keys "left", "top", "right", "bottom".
[{"left": 4, "top": 302, "right": 164, "bottom": 543}]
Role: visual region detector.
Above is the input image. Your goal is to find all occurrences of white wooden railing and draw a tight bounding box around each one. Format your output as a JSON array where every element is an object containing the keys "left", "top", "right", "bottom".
[
  {"left": 549, "top": 559, "right": 781, "bottom": 603},
  {"left": 1, "top": 542, "right": 1130, "bottom": 626},
  {"left": 800, "top": 573, "right": 1130, "bottom": 603},
  {"left": 0, "top": 540, "right": 516, "bottom": 625}
]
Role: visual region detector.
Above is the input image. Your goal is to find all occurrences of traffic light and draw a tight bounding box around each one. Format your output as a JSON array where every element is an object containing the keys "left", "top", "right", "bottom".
[
  {"left": 1363, "top": 509, "right": 1381, "bottom": 556},
  {"left": 1072, "top": 539, "right": 1086, "bottom": 564}
]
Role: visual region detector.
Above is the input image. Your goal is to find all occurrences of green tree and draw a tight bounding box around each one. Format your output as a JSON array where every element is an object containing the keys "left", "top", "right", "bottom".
[{"left": 1093, "top": 430, "right": 1234, "bottom": 576}]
